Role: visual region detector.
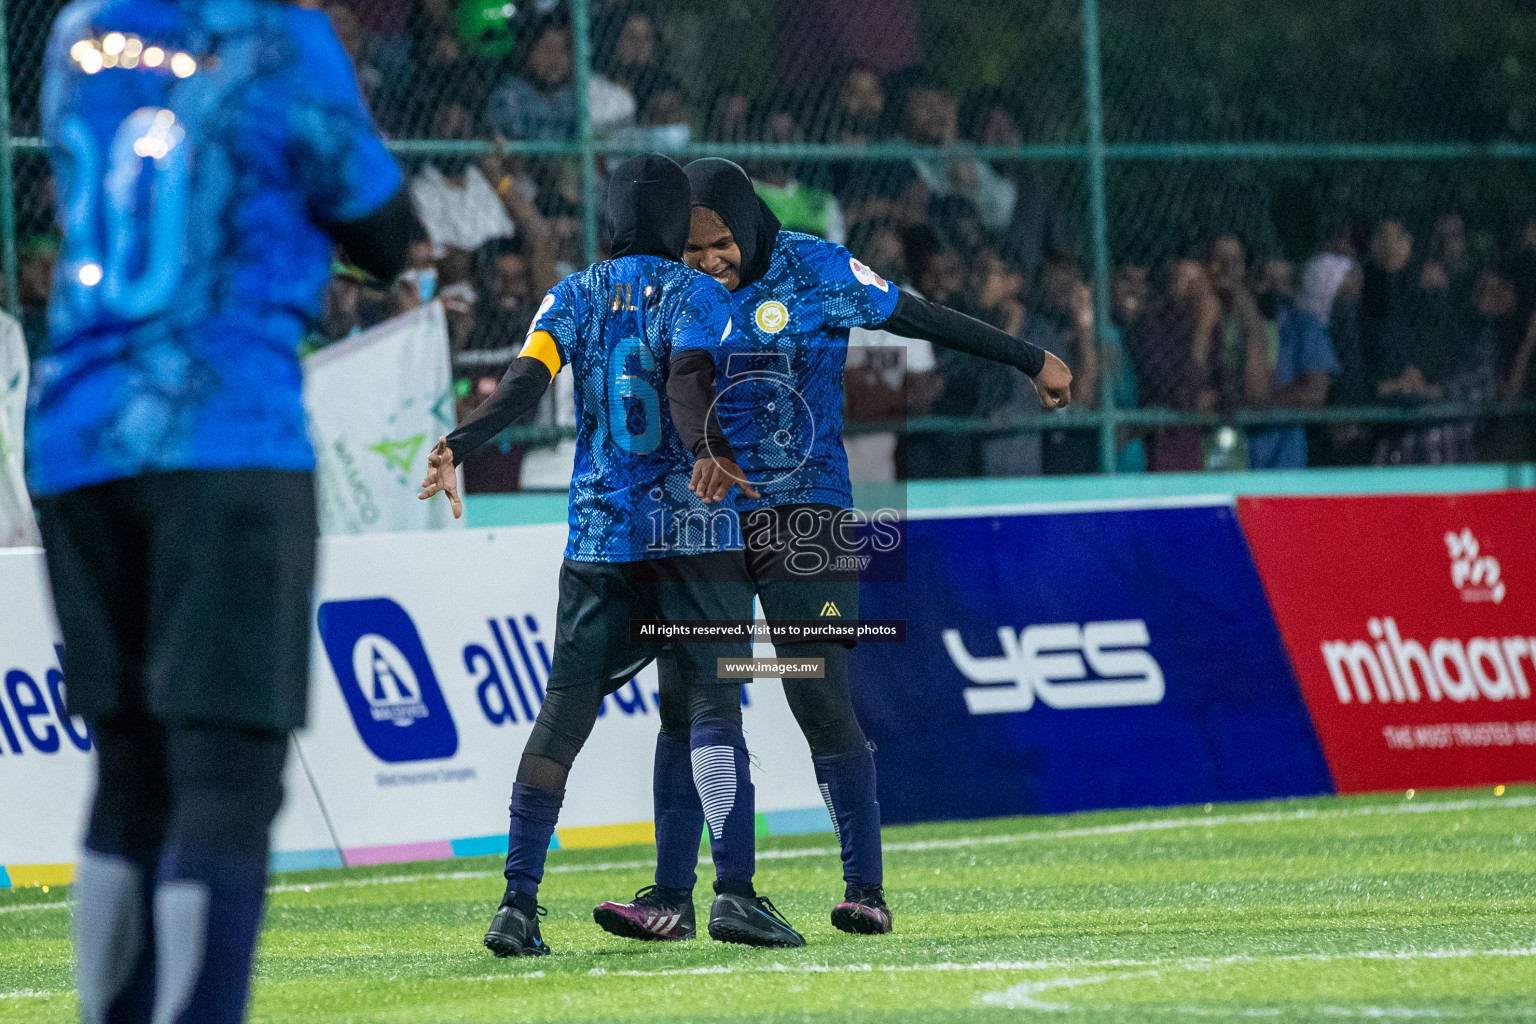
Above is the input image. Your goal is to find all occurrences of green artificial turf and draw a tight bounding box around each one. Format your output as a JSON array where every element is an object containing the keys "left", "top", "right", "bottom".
[{"left": 3, "top": 787, "right": 1533, "bottom": 1022}]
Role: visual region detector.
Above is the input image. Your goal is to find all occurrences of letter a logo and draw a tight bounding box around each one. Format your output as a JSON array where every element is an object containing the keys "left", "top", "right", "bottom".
[
  {"left": 820, "top": 601, "right": 841, "bottom": 617},
  {"left": 368, "top": 433, "right": 426, "bottom": 475}
]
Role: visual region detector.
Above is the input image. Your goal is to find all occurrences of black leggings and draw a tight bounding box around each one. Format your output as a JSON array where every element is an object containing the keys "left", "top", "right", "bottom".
[
  {"left": 657, "top": 642, "right": 867, "bottom": 755},
  {"left": 521, "top": 668, "right": 745, "bottom": 789},
  {"left": 86, "top": 712, "right": 287, "bottom": 867}
]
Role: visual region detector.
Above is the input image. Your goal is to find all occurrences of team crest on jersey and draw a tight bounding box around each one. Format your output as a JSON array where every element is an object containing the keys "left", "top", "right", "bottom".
[
  {"left": 849, "top": 257, "right": 890, "bottom": 292},
  {"left": 755, "top": 300, "right": 790, "bottom": 334}
]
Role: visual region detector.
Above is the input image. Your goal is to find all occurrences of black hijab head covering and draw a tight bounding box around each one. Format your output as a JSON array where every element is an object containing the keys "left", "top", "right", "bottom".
[
  {"left": 605, "top": 153, "right": 691, "bottom": 261},
  {"left": 684, "top": 158, "right": 781, "bottom": 288}
]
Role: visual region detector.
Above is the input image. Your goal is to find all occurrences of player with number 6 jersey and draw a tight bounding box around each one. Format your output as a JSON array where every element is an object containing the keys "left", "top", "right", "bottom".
[
  {"left": 594, "top": 158, "right": 1073, "bottom": 946},
  {"left": 418, "top": 154, "right": 797, "bottom": 955}
]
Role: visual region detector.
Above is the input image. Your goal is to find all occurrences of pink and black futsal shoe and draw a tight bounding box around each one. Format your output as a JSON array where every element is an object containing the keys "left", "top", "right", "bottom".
[
  {"left": 593, "top": 885, "right": 696, "bottom": 941},
  {"left": 831, "top": 885, "right": 893, "bottom": 934}
]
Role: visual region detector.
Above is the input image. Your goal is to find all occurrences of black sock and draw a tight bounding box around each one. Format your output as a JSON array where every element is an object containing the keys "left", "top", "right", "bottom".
[{"left": 713, "top": 876, "right": 756, "bottom": 899}]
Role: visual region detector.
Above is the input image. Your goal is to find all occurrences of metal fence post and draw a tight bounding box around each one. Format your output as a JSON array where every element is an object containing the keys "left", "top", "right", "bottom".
[
  {"left": 571, "top": 0, "right": 599, "bottom": 267},
  {"left": 0, "top": 1, "right": 18, "bottom": 316},
  {"left": 1080, "top": 0, "right": 1117, "bottom": 473}
]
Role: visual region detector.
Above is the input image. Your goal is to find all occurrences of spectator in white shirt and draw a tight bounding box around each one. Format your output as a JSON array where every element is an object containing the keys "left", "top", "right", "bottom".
[
  {"left": 1298, "top": 221, "right": 1361, "bottom": 322},
  {"left": 903, "top": 85, "right": 1016, "bottom": 233},
  {"left": 410, "top": 95, "right": 516, "bottom": 253}
]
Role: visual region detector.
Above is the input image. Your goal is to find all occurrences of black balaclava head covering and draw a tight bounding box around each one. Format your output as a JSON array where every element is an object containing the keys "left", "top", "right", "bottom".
[
  {"left": 605, "top": 153, "right": 691, "bottom": 261},
  {"left": 684, "top": 158, "right": 782, "bottom": 288}
]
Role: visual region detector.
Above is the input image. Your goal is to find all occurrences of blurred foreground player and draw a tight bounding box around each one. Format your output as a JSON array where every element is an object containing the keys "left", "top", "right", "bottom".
[
  {"left": 593, "top": 159, "right": 1071, "bottom": 941},
  {"left": 418, "top": 154, "right": 801, "bottom": 953},
  {"left": 33, "top": 3, "right": 409, "bottom": 1022}
]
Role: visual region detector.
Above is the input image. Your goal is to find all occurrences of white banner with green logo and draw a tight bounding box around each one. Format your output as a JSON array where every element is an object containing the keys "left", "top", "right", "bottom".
[
  {"left": 304, "top": 301, "right": 462, "bottom": 535},
  {"left": 0, "top": 312, "right": 39, "bottom": 548}
]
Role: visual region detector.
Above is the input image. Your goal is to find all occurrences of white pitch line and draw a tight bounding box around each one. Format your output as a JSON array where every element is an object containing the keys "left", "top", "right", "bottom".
[
  {"left": 0, "top": 989, "right": 56, "bottom": 1000},
  {"left": 2, "top": 794, "right": 1527, "bottom": 915},
  {"left": 7, "top": 948, "right": 1533, "bottom": 1002},
  {"left": 578, "top": 946, "right": 1536, "bottom": 982},
  {"left": 264, "top": 858, "right": 655, "bottom": 896},
  {"left": 981, "top": 947, "right": 1536, "bottom": 1012},
  {"left": 863, "top": 795, "right": 1536, "bottom": 858},
  {"left": 0, "top": 901, "right": 66, "bottom": 916},
  {"left": 267, "top": 870, "right": 496, "bottom": 895}
]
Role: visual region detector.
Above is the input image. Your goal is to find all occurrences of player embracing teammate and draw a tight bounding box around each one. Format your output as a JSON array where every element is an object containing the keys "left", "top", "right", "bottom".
[
  {"left": 421, "top": 153, "right": 807, "bottom": 954},
  {"left": 591, "top": 159, "right": 1072, "bottom": 944}
]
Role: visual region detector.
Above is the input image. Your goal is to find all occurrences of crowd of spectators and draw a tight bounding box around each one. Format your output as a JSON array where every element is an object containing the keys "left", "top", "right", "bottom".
[
  {"left": 11, "top": 0, "right": 1536, "bottom": 492},
  {"left": 1115, "top": 216, "right": 1536, "bottom": 473}
]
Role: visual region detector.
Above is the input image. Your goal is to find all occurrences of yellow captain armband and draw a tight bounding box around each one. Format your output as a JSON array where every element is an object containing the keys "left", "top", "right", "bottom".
[{"left": 519, "top": 330, "right": 563, "bottom": 378}]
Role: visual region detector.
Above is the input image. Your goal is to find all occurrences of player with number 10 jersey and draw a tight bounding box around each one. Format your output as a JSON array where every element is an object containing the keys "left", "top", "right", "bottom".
[
  {"left": 34, "top": 3, "right": 412, "bottom": 1022},
  {"left": 33, "top": 0, "right": 403, "bottom": 496}
]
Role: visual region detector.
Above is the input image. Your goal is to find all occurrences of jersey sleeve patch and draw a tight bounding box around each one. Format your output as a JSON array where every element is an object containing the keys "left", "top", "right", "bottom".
[
  {"left": 849, "top": 256, "right": 890, "bottom": 292},
  {"left": 526, "top": 286, "right": 578, "bottom": 367},
  {"left": 813, "top": 241, "right": 901, "bottom": 330}
]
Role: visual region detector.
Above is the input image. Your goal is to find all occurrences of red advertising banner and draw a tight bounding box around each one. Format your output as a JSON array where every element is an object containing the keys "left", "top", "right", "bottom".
[{"left": 1238, "top": 491, "right": 1536, "bottom": 793}]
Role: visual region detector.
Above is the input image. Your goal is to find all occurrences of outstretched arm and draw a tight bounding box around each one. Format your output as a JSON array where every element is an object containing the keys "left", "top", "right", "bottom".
[
  {"left": 418, "top": 338, "right": 556, "bottom": 518},
  {"left": 666, "top": 349, "right": 760, "bottom": 504},
  {"left": 876, "top": 290, "right": 1073, "bottom": 408}
]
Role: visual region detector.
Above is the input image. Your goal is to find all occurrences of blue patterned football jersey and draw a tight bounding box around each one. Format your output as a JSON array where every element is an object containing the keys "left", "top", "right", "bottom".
[
  {"left": 530, "top": 256, "right": 738, "bottom": 562},
  {"left": 30, "top": 0, "right": 402, "bottom": 496},
  {"left": 714, "top": 232, "right": 900, "bottom": 509}
]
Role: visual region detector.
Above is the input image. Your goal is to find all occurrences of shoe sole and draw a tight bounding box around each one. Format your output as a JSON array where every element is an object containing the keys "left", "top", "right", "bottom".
[
  {"left": 484, "top": 932, "right": 551, "bottom": 957},
  {"left": 708, "top": 919, "right": 806, "bottom": 948},
  {"left": 593, "top": 906, "right": 692, "bottom": 941},
  {"left": 831, "top": 905, "right": 892, "bottom": 935}
]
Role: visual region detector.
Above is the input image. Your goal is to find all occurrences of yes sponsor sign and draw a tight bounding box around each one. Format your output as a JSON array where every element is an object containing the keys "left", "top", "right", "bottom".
[
  {"left": 849, "top": 501, "right": 1332, "bottom": 824},
  {"left": 947, "top": 619, "right": 1165, "bottom": 714},
  {"left": 1239, "top": 492, "right": 1536, "bottom": 793}
]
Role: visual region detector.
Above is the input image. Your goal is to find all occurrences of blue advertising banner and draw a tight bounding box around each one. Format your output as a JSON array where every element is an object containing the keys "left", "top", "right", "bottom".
[{"left": 850, "top": 500, "right": 1333, "bottom": 823}]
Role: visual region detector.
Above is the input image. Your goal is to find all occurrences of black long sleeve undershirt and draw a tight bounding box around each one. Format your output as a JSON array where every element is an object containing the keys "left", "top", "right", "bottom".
[
  {"left": 666, "top": 349, "right": 735, "bottom": 463},
  {"left": 878, "top": 289, "right": 1048, "bottom": 377},
  {"left": 447, "top": 348, "right": 733, "bottom": 469},
  {"left": 444, "top": 356, "right": 553, "bottom": 466},
  {"left": 323, "top": 186, "right": 417, "bottom": 284}
]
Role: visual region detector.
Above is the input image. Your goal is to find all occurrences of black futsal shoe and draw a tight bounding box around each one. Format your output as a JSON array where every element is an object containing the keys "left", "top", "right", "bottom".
[{"left": 707, "top": 891, "right": 806, "bottom": 948}]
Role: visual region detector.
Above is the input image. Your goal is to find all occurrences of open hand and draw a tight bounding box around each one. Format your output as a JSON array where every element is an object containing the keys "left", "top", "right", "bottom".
[
  {"left": 1031, "top": 351, "right": 1073, "bottom": 409},
  {"left": 690, "top": 456, "right": 761, "bottom": 504},
  {"left": 418, "top": 437, "right": 463, "bottom": 519}
]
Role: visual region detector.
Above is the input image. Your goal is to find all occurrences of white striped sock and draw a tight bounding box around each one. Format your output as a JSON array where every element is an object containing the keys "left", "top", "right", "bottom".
[
  {"left": 690, "top": 745, "right": 738, "bottom": 841},
  {"left": 818, "top": 783, "right": 842, "bottom": 842}
]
